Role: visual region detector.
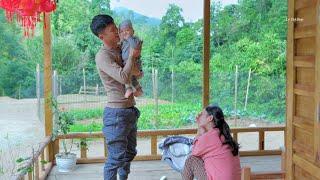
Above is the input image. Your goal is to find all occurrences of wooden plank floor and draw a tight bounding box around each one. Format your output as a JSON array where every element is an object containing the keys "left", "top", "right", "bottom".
[{"left": 47, "top": 155, "right": 281, "bottom": 180}]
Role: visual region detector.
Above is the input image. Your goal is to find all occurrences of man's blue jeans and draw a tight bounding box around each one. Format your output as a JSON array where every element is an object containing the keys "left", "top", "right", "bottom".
[{"left": 102, "top": 106, "right": 140, "bottom": 180}]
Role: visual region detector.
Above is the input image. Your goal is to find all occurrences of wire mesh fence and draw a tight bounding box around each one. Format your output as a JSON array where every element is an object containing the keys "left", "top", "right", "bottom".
[
  {"left": 210, "top": 70, "right": 285, "bottom": 126},
  {"left": 4, "top": 64, "right": 285, "bottom": 130},
  {"left": 37, "top": 67, "right": 286, "bottom": 131}
]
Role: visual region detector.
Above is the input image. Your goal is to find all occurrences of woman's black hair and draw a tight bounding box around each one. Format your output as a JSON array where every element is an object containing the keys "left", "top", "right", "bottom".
[
  {"left": 90, "top": 14, "right": 114, "bottom": 37},
  {"left": 205, "top": 105, "right": 239, "bottom": 156}
]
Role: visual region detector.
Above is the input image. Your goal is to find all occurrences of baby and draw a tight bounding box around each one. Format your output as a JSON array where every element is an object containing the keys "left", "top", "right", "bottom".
[{"left": 119, "top": 20, "right": 143, "bottom": 98}]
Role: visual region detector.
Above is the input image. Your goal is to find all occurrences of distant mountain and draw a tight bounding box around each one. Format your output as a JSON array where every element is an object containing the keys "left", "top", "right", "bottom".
[{"left": 113, "top": 7, "right": 161, "bottom": 26}]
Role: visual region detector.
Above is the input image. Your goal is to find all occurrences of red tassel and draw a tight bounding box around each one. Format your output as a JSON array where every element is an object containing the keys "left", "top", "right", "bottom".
[{"left": 0, "top": 0, "right": 57, "bottom": 37}]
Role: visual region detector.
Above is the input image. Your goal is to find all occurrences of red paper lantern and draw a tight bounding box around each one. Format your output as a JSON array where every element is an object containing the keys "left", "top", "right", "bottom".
[
  {"left": 39, "top": 0, "right": 56, "bottom": 12},
  {"left": 18, "top": 0, "right": 39, "bottom": 16},
  {"left": 0, "top": 0, "right": 21, "bottom": 22},
  {"left": 16, "top": 0, "right": 40, "bottom": 36},
  {"left": 0, "top": 0, "right": 57, "bottom": 37}
]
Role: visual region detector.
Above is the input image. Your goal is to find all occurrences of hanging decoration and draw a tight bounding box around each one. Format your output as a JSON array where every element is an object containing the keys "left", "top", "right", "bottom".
[{"left": 0, "top": 0, "right": 57, "bottom": 37}]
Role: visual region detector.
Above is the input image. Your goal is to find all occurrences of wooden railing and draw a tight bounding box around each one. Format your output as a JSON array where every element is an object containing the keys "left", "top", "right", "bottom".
[
  {"left": 241, "top": 147, "right": 286, "bottom": 179},
  {"left": 15, "top": 136, "right": 53, "bottom": 180},
  {"left": 241, "top": 168, "right": 285, "bottom": 180},
  {"left": 54, "top": 126, "right": 285, "bottom": 164},
  {"left": 14, "top": 126, "right": 285, "bottom": 179}
]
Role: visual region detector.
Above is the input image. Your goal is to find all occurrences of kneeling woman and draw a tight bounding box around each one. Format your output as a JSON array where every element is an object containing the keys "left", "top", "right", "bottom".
[{"left": 182, "top": 105, "right": 241, "bottom": 180}]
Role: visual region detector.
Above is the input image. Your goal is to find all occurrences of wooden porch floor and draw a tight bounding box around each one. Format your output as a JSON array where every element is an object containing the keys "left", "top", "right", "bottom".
[{"left": 47, "top": 155, "right": 281, "bottom": 180}]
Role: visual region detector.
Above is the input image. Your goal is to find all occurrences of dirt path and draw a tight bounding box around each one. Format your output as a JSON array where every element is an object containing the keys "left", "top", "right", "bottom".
[
  {"left": 0, "top": 97, "right": 44, "bottom": 179},
  {"left": 0, "top": 98, "right": 44, "bottom": 145}
]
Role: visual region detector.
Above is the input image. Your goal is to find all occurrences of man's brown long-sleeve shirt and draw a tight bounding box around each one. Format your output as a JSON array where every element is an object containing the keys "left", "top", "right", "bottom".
[{"left": 95, "top": 45, "right": 135, "bottom": 108}]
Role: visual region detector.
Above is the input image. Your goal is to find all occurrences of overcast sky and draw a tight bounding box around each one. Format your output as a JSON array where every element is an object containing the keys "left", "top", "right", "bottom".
[{"left": 110, "top": 0, "right": 238, "bottom": 22}]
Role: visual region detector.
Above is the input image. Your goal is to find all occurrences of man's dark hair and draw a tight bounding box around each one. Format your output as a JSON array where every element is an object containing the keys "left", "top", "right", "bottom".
[{"left": 90, "top": 14, "right": 114, "bottom": 37}]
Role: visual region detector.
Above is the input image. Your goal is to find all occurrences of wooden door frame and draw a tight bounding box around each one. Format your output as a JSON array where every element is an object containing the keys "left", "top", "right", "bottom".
[{"left": 286, "top": 0, "right": 294, "bottom": 178}]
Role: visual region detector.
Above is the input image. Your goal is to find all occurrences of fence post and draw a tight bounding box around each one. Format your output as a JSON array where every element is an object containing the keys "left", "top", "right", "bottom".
[
  {"left": 234, "top": 65, "right": 238, "bottom": 126},
  {"left": 171, "top": 68, "right": 174, "bottom": 104},
  {"left": 152, "top": 68, "right": 159, "bottom": 127},
  {"left": 156, "top": 69, "right": 159, "bottom": 117},
  {"left": 244, "top": 69, "right": 252, "bottom": 111},
  {"left": 152, "top": 68, "right": 155, "bottom": 124},
  {"left": 53, "top": 70, "right": 59, "bottom": 126},
  {"left": 18, "top": 84, "right": 21, "bottom": 99},
  {"left": 36, "top": 64, "right": 41, "bottom": 122},
  {"left": 59, "top": 76, "right": 62, "bottom": 95},
  {"left": 83, "top": 68, "right": 86, "bottom": 102},
  {"left": 95, "top": 84, "right": 99, "bottom": 95},
  {"left": 53, "top": 70, "right": 58, "bottom": 99}
]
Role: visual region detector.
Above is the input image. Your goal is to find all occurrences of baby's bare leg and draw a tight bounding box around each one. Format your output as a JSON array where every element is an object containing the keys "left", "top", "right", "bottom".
[
  {"left": 132, "top": 76, "right": 143, "bottom": 97},
  {"left": 124, "top": 84, "right": 133, "bottom": 98}
]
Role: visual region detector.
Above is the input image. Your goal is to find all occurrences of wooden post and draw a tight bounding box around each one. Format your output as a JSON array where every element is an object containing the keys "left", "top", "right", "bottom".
[
  {"left": 32, "top": 148, "right": 35, "bottom": 180},
  {"left": 234, "top": 65, "right": 239, "bottom": 126},
  {"left": 53, "top": 139, "right": 59, "bottom": 162},
  {"left": 80, "top": 138, "right": 87, "bottom": 159},
  {"left": 41, "top": 153, "right": 45, "bottom": 171},
  {"left": 53, "top": 70, "right": 58, "bottom": 99},
  {"left": 34, "top": 157, "right": 39, "bottom": 180},
  {"left": 28, "top": 171, "right": 32, "bottom": 180},
  {"left": 259, "top": 131, "right": 265, "bottom": 150},
  {"left": 151, "top": 136, "right": 157, "bottom": 155},
  {"left": 281, "top": 147, "right": 286, "bottom": 171},
  {"left": 171, "top": 68, "right": 174, "bottom": 104},
  {"left": 152, "top": 68, "right": 155, "bottom": 101},
  {"left": 83, "top": 68, "right": 86, "bottom": 102},
  {"left": 155, "top": 69, "right": 159, "bottom": 126},
  {"left": 244, "top": 69, "right": 252, "bottom": 111},
  {"left": 171, "top": 46, "right": 174, "bottom": 104},
  {"left": 156, "top": 69, "right": 158, "bottom": 124},
  {"left": 286, "top": 0, "right": 294, "bottom": 178},
  {"left": 59, "top": 76, "right": 62, "bottom": 95},
  {"left": 152, "top": 68, "right": 159, "bottom": 127},
  {"left": 18, "top": 84, "right": 21, "bottom": 99},
  {"left": 315, "top": 0, "right": 320, "bottom": 167},
  {"left": 241, "top": 167, "right": 251, "bottom": 180},
  {"left": 43, "top": 12, "right": 54, "bottom": 162},
  {"left": 53, "top": 70, "right": 59, "bottom": 127},
  {"left": 202, "top": 0, "right": 210, "bottom": 108},
  {"left": 36, "top": 64, "right": 41, "bottom": 122},
  {"left": 233, "top": 132, "right": 238, "bottom": 143}
]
